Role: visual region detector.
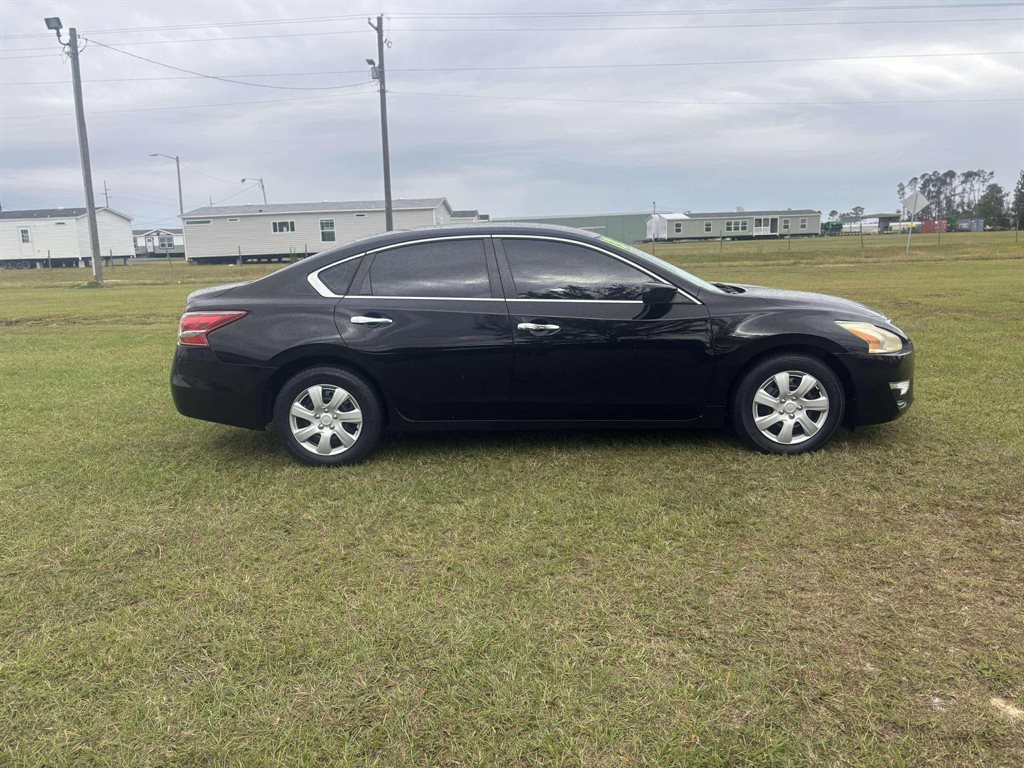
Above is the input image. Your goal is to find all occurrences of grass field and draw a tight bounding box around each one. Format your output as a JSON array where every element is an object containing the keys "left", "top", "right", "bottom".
[{"left": 1, "top": 233, "right": 1022, "bottom": 765}]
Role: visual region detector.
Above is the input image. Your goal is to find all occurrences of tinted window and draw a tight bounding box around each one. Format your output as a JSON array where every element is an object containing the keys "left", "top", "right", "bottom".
[
  {"left": 318, "top": 257, "right": 361, "bottom": 294},
  {"left": 366, "top": 239, "right": 490, "bottom": 298},
  {"left": 503, "top": 239, "right": 650, "bottom": 300}
]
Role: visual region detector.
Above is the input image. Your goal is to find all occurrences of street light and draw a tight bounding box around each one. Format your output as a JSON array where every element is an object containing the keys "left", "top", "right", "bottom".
[
  {"left": 149, "top": 153, "right": 183, "bottom": 215},
  {"left": 241, "top": 177, "right": 267, "bottom": 205}
]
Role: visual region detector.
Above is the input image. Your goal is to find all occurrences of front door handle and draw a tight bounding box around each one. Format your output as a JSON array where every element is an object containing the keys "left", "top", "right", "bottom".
[
  {"left": 351, "top": 315, "right": 393, "bottom": 325},
  {"left": 518, "top": 322, "right": 560, "bottom": 332}
]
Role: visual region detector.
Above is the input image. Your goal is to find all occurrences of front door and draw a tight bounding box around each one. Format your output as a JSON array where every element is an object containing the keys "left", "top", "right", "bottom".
[
  {"left": 334, "top": 236, "right": 514, "bottom": 421},
  {"left": 496, "top": 236, "right": 712, "bottom": 421}
]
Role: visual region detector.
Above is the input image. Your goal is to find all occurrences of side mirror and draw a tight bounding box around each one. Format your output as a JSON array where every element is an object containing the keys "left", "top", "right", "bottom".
[{"left": 641, "top": 282, "right": 677, "bottom": 305}]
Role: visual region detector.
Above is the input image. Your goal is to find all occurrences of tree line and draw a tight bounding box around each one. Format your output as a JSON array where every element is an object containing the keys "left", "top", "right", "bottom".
[{"left": 897, "top": 169, "right": 1023, "bottom": 228}]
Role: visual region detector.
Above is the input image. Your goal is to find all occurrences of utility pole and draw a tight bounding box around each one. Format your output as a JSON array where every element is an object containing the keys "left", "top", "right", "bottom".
[
  {"left": 241, "top": 177, "right": 267, "bottom": 204},
  {"left": 368, "top": 15, "right": 393, "bottom": 231},
  {"left": 46, "top": 19, "right": 102, "bottom": 283},
  {"left": 151, "top": 154, "right": 184, "bottom": 215},
  {"left": 102, "top": 180, "right": 110, "bottom": 207}
]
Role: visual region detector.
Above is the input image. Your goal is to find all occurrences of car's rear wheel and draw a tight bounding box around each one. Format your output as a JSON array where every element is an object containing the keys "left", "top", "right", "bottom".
[
  {"left": 732, "top": 354, "right": 845, "bottom": 454},
  {"left": 273, "top": 366, "right": 383, "bottom": 466}
]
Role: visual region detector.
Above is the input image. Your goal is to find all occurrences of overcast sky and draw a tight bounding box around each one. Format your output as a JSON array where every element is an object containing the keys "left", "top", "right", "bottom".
[{"left": 1, "top": 0, "right": 1021, "bottom": 228}]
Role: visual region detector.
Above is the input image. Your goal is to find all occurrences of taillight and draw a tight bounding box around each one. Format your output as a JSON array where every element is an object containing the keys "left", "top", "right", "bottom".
[{"left": 178, "top": 311, "right": 247, "bottom": 346}]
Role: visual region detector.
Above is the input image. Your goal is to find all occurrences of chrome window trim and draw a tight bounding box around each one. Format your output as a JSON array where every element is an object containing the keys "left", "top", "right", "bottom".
[
  {"left": 496, "top": 234, "right": 702, "bottom": 304},
  {"left": 506, "top": 298, "right": 642, "bottom": 304},
  {"left": 306, "top": 235, "right": 492, "bottom": 299},
  {"left": 306, "top": 232, "right": 703, "bottom": 304},
  {"left": 307, "top": 253, "right": 364, "bottom": 297}
]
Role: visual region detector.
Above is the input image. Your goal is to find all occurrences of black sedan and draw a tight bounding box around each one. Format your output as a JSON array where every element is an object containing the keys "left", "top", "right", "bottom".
[{"left": 172, "top": 224, "right": 913, "bottom": 466}]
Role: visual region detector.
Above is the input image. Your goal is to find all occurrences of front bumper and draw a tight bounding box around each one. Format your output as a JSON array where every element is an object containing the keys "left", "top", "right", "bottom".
[
  {"left": 838, "top": 344, "right": 915, "bottom": 426},
  {"left": 171, "top": 345, "right": 273, "bottom": 430}
]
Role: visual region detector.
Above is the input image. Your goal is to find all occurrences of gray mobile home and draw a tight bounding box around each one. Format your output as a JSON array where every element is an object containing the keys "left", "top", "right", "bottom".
[{"left": 647, "top": 210, "right": 821, "bottom": 240}]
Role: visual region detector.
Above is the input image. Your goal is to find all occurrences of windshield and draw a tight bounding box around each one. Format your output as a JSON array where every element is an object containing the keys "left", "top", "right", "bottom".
[{"left": 598, "top": 236, "right": 725, "bottom": 295}]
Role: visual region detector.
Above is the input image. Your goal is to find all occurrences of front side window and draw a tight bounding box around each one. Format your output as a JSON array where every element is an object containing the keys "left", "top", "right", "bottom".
[
  {"left": 158, "top": 235, "right": 174, "bottom": 248},
  {"left": 365, "top": 239, "right": 490, "bottom": 298},
  {"left": 272, "top": 220, "right": 295, "bottom": 233},
  {"left": 20, "top": 228, "right": 30, "bottom": 243},
  {"left": 503, "top": 239, "right": 650, "bottom": 301},
  {"left": 320, "top": 219, "right": 336, "bottom": 242}
]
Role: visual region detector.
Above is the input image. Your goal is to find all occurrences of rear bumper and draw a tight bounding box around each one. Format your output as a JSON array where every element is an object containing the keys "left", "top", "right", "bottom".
[
  {"left": 171, "top": 346, "right": 272, "bottom": 430},
  {"left": 839, "top": 345, "right": 915, "bottom": 426}
]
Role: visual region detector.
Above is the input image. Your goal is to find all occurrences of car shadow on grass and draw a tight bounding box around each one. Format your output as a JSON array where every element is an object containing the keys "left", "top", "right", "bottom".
[{"left": 202, "top": 421, "right": 903, "bottom": 467}]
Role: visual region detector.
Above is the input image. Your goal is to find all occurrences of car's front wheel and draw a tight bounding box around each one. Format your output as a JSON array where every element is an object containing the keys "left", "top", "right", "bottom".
[
  {"left": 273, "top": 366, "right": 383, "bottom": 466},
  {"left": 732, "top": 354, "right": 845, "bottom": 454}
]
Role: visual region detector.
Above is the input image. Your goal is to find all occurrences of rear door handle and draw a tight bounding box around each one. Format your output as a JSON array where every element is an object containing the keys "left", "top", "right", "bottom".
[
  {"left": 351, "top": 316, "right": 393, "bottom": 325},
  {"left": 518, "top": 322, "right": 560, "bottom": 332}
]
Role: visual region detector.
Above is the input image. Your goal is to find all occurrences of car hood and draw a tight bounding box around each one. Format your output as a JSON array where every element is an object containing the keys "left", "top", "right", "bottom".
[{"left": 728, "top": 284, "right": 889, "bottom": 321}]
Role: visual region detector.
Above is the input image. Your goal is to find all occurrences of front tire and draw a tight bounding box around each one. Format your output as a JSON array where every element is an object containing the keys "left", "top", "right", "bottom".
[
  {"left": 273, "top": 366, "right": 383, "bottom": 466},
  {"left": 731, "top": 354, "right": 845, "bottom": 454}
]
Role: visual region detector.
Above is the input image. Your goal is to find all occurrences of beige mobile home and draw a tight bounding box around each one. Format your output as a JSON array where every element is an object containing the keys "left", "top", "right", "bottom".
[{"left": 182, "top": 198, "right": 453, "bottom": 262}]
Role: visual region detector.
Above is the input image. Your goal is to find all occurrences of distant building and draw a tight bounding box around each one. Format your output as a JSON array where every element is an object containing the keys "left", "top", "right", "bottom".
[
  {"left": 0, "top": 207, "right": 134, "bottom": 268},
  {"left": 451, "top": 209, "right": 490, "bottom": 223},
  {"left": 647, "top": 209, "right": 821, "bottom": 240},
  {"left": 955, "top": 218, "right": 984, "bottom": 232},
  {"left": 922, "top": 219, "right": 948, "bottom": 234},
  {"left": 133, "top": 227, "right": 184, "bottom": 258},
  {"left": 839, "top": 212, "right": 901, "bottom": 234},
  {"left": 493, "top": 212, "right": 652, "bottom": 243},
  {"left": 181, "top": 198, "right": 453, "bottom": 262}
]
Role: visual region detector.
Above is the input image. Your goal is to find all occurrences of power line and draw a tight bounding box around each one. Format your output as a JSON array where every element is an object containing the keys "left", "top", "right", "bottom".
[
  {"left": 388, "top": 88, "right": 1024, "bottom": 107},
  {"left": 1, "top": 14, "right": 1019, "bottom": 53},
  {"left": 0, "top": 2, "right": 1018, "bottom": 42},
  {"left": 378, "top": 2, "right": 1024, "bottom": 16},
  {"left": 0, "top": 90, "right": 374, "bottom": 122},
  {"left": 179, "top": 163, "right": 243, "bottom": 185},
  {"left": 80, "top": 37, "right": 374, "bottom": 91},
  {"left": 2, "top": 49, "right": 1019, "bottom": 85}
]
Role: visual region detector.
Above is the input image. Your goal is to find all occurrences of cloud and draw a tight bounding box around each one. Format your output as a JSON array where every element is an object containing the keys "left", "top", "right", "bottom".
[{"left": 1, "top": 0, "right": 1021, "bottom": 222}]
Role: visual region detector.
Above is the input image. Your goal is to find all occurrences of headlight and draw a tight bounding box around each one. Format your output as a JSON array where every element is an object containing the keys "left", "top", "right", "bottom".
[{"left": 835, "top": 321, "right": 903, "bottom": 353}]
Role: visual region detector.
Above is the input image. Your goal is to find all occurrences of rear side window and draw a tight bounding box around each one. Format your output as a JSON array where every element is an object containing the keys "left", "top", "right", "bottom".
[
  {"left": 317, "top": 257, "right": 361, "bottom": 294},
  {"left": 365, "top": 239, "right": 490, "bottom": 298},
  {"left": 502, "top": 239, "right": 650, "bottom": 300}
]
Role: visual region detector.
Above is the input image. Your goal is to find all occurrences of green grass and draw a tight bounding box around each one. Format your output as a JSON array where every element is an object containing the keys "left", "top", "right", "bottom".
[{"left": 1, "top": 235, "right": 1023, "bottom": 766}]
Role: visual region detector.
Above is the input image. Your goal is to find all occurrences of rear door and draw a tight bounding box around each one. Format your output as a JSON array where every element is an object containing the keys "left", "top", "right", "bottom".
[
  {"left": 496, "top": 236, "right": 712, "bottom": 421},
  {"left": 332, "top": 236, "right": 514, "bottom": 421}
]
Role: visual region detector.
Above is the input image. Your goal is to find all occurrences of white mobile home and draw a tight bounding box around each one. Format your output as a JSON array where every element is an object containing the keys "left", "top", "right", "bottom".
[
  {"left": 182, "top": 198, "right": 454, "bottom": 262},
  {"left": 133, "top": 227, "right": 185, "bottom": 257},
  {"left": 0, "top": 207, "right": 134, "bottom": 267},
  {"left": 647, "top": 209, "right": 821, "bottom": 240}
]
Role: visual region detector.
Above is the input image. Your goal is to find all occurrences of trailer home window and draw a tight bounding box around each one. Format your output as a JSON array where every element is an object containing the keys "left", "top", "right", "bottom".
[
  {"left": 782, "top": 219, "right": 790, "bottom": 230},
  {"left": 704, "top": 221, "right": 712, "bottom": 233},
  {"left": 673, "top": 222, "right": 682, "bottom": 234},
  {"left": 320, "top": 219, "right": 336, "bottom": 242},
  {"left": 20, "top": 228, "right": 30, "bottom": 243},
  {"left": 185, "top": 219, "right": 211, "bottom": 225},
  {"left": 272, "top": 221, "right": 295, "bottom": 233},
  {"left": 158, "top": 235, "right": 174, "bottom": 249},
  {"left": 725, "top": 220, "right": 747, "bottom": 233},
  {"left": 799, "top": 218, "right": 808, "bottom": 230}
]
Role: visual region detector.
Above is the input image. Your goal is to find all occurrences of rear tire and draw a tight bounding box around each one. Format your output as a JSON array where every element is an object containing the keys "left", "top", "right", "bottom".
[
  {"left": 731, "top": 354, "right": 845, "bottom": 454},
  {"left": 273, "top": 366, "right": 383, "bottom": 466}
]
